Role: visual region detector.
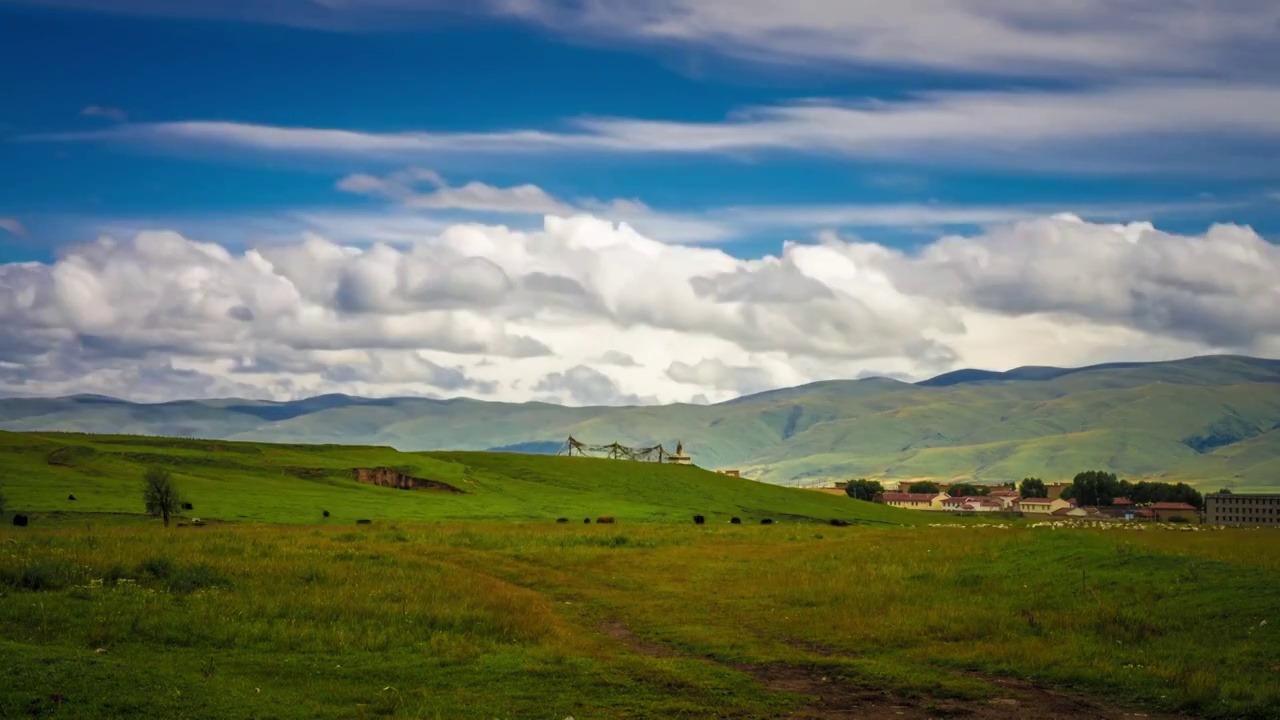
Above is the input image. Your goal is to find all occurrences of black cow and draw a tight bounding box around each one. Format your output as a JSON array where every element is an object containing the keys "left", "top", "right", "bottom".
[
  {"left": 596, "top": 516, "right": 616, "bottom": 524},
  {"left": 356, "top": 519, "right": 372, "bottom": 525},
  {"left": 181, "top": 502, "right": 194, "bottom": 510},
  {"left": 829, "top": 519, "right": 851, "bottom": 527},
  {"left": 584, "top": 518, "right": 592, "bottom": 524},
  {"left": 693, "top": 515, "right": 705, "bottom": 525},
  {"left": 730, "top": 517, "right": 741, "bottom": 525},
  {"left": 67, "top": 494, "right": 77, "bottom": 501},
  {"left": 12, "top": 514, "right": 29, "bottom": 527},
  {"left": 556, "top": 517, "right": 570, "bottom": 524},
  {"left": 322, "top": 510, "right": 330, "bottom": 518},
  {"left": 760, "top": 518, "right": 774, "bottom": 525}
]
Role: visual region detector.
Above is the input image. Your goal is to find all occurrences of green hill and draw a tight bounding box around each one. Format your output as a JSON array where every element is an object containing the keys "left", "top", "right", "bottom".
[
  {"left": 3, "top": 354, "right": 1280, "bottom": 488},
  {"left": 0, "top": 431, "right": 899, "bottom": 525}
]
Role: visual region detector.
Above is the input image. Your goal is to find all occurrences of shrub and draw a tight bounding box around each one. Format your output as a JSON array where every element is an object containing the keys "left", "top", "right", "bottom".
[{"left": 0, "top": 558, "right": 80, "bottom": 591}]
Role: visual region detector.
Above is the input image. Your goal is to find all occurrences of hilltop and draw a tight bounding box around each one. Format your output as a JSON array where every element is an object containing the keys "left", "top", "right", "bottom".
[
  {"left": 0, "top": 431, "right": 897, "bottom": 525},
  {"left": 3, "top": 354, "right": 1280, "bottom": 488}
]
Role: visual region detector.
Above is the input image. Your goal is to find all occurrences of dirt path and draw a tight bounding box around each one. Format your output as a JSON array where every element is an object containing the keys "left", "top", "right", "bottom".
[{"left": 600, "top": 620, "right": 1184, "bottom": 719}]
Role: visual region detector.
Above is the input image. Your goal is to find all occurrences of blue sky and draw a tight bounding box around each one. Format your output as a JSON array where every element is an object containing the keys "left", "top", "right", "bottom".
[
  {"left": 1, "top": 1, "right": 1279, "bottom": 404},
  {"left": 4, "top": 0, "right": 1279, "bottom": 263}
]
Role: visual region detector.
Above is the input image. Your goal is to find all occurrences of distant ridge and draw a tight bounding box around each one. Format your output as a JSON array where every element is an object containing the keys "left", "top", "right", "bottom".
[{"left": 3, "top": 354, "right": 1280, "bottom": 489}]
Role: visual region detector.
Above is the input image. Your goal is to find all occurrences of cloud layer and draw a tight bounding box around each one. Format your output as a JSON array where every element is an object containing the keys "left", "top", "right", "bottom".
[
  {"left": 43, "top": 82, "right": 1280, "bottom": 175},
  {"left": 1, "top": 213, "right": 1276, "bottom": 404}
]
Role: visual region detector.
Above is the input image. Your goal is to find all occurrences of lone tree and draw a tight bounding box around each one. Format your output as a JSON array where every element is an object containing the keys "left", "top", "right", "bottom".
[
  {"left": 1018, "top": 477, "right": 1049, "bottom": 499},
  {"left": 844, "top": 479, "right": 884, "bottom": 501},
  {"left": 907, "top": 481, "right": 942, "bottom": 495},
  {"left": 143, "top": 468, "right": 182, "bottom": 527}
]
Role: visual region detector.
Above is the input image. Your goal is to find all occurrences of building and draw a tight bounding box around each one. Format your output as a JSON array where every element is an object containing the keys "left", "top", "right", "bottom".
[
  {"left": 1017, "top": 497, "right": 1073, "bottom": 514},
  {"left": 1149, "top": 502, "right": 1198, "bottom": 522},
  {"left": 879, "top": 492, "right": 949, "bottom": 511},
  {"left": 941, "top": 496, "right": 1004, "bottom": 512},
  {"left": 717, "top": 469, "right": 740, "bottom": 478},
  {"left": 1045, "top": 483, "right": 1072, "bottom": 500},
  {"left": 987, "top": 489, "right": 1021, "bottom": 510},
  {"left": 667, "top": 441, "right": 692, "bottom": 465},
  {"left": 1100, "top": 497, "right": 1136, "bottom": 518},
  {"left": 1204, "top": 493, "right": 1280, "bottom": 526}
]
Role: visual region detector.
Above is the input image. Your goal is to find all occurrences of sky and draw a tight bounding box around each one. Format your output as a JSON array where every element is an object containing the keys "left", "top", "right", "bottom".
[{"left": 1, "top": 0, "right": 1280, "bottom": 405}]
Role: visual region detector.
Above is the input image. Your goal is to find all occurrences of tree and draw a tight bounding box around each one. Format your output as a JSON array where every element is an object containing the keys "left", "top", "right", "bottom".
[
  {"left": 844, "top": 479, "right": 884, "bottom": 501},
  {"left": 1070, "top": 470, "right": 1121, "bottom": 507},
  {"left": 947, "top": 482, "right": 989, "bottom": 497},
  {"left": 143, "top": 468, "right": 182, "bottom": 527},
  {"left": 907, "top": 481, "right": 942, "bottom": 495},
  {"left": 1018, "top": 477, "right": 1048, "bottom": 499}
]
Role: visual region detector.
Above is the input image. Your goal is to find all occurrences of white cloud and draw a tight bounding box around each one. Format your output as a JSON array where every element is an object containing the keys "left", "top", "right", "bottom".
[
  {"left": 42, "top": 83, "right": 1280, "bottom": 174},
  {"left": 81, "top": 105, "right": 129, "bottom": 122},
  {"left": 11, "top": 1, "right": 1278, "bottom": 79},
  {"left": 0, "top": 214, "right": 1277, "bottom": 405},
  {"left": 0, "top": 218, "right": 26, "bottom": 237}
]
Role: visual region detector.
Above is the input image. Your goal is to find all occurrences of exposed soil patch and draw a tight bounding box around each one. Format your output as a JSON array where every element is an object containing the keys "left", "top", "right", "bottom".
[
  {"left": 598, "top": 620, "right": 681, "bottom": 659},
  {"left": 351, "top": 467, "right": 465, "bottom": 493},
  {"left": 740, "top": 663, "right": 1180, "bottom": 719},
  {"left": 598, "top": 621, "right": 1186, "bottom": 719}
]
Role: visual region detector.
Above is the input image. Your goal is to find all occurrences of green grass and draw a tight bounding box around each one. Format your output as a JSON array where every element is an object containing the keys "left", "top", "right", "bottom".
[
  {"left": 0, "top": 430, "right": 907, "bottom": 526},
  {"left": 2, "top": 521, "right": 1278, "bottom": 718}
]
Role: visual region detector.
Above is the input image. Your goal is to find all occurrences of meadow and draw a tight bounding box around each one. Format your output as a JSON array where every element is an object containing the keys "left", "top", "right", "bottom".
[{"left": 2, "top": 431, "right": 1279, "bottom": 719}]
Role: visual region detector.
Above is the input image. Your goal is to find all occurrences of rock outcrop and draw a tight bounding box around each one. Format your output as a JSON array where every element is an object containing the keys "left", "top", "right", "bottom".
[{"left": 351, "top": 467, "right": 465, "bottom": 493}]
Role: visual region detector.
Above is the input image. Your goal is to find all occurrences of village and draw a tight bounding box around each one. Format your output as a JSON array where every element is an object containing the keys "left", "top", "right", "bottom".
[{"left": 828, "top": 479, "right": 1207, "bottom": 522}]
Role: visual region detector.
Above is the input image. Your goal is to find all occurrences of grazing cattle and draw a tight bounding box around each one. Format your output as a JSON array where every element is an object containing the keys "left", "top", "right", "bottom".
[
  {"left": 356, "top": 519, "right": 372, "bottom": 525},
  {"left": 596, "top": 516, "right": 616, "bottom": 524},
  {"left": 181, "top": 502, "right": 194, "bottom": 510},
  {"left": 67, "top": 494, "right": 77, "bottom": 501},
  {"left": 829, "top": 519, "right": 851, "bottom": 527},
  {"left": 730, "top": 517, "right": 742, "bottom": 524},
  {"left": 12, "top": 514, "right": 29, "bottom": 527},
  {"left": 693, "top": 515, "right": 705, "bottom": 525},
  {"left": 584, "top": 518, "right": 592, "bottom": 524},
  {"left": 322, "top": 510, "right": 330, "bottom": 518},
  {"left": 556, "top": 517, "right": 570, "bottom": 523},
  {"left": 760, "top": 518, "right": 774, "bottom": 525}
]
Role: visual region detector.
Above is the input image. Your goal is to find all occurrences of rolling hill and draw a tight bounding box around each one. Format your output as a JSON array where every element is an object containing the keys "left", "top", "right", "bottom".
[
  {"left": 3, "top": 354, "right": 1280, "bottom": 488},
  {"left": 0, "top": 431, "right": 894, "bottom": 525}
]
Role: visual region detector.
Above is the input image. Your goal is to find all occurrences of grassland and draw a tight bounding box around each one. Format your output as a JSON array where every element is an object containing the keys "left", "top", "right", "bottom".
[
  {"left": 0, "top": 430, "right": 898, "bottom": 525},
  {"left": 2, "top": 431, "right": 1279, "bottom": 719}
]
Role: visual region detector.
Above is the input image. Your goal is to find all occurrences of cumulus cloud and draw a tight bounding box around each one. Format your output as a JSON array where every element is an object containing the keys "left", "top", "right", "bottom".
[
  {"left": 533, "top": 365, "right": 648, "bottom": 406},
  {"left": 337, "top": 168, "right": 734, "bottom": 243},
  {"left": 0, "top": 214, "right": 1277, "bottom": 404},
  {"left": 667, "top": 358, "right": 776, "bottom": 396}
]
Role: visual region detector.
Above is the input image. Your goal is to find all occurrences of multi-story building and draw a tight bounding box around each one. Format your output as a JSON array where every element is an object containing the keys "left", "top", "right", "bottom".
[{"left": 1204, "top": 493, "right": 1280, "bottom": 526}]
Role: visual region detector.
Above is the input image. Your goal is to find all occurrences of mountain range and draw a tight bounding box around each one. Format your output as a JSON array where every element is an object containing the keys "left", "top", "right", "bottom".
[{"left": 3, "top": 354, "right": 1280, "bottom": 489}]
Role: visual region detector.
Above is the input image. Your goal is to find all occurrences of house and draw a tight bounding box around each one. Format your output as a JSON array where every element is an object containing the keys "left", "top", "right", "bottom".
[
  {"left": 1204, "top": 493, "right": 1280, "bottom": 526},
  {"left": 1017, "top": 497, "right": 1073, "bottom": 514},
  {"left": 879, "top": 492, "right": 949, "bottom": 511},
  {"left": 1149, "top": 502, "right": 1198, "bottom": 522},
  {"left": 941, "top": 496, "right": 1004, "bottom": 512},
  {"left": 1064, "top": 506, "right": 1102, "bottom": 518},
  {"left": 717, "top": 469, "right": 741, "bottom": 478},
  {"left": 1045, "top": 483, "right": 1072, "bottom": 500},
  {"left": 1100, "top": 497, "right": 1135, "bottom": 518},
  {"left": 987, "top": 489, "right": 1021, "bottom": 510}
]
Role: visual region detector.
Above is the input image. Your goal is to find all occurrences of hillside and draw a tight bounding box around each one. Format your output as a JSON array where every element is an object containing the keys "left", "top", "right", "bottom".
[
  {"left": 3, "top": 354, "right": 1280, "bottom": 488},
  {"left": 0, "top": 431, "right": 896, "bottom": 525}
]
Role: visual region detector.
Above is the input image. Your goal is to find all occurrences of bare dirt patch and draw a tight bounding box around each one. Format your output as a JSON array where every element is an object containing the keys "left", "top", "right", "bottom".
[
  {"left": 598, "top": 621, "right": 1185, "bottom": 719},
  {"left": 351, "top": 467, "right": 465, "bottom": 493}
]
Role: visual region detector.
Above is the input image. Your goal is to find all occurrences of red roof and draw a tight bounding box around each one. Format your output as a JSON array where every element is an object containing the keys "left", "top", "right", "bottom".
[
  {"left": 1150, "top": 502, "right": 1196, "bottom": 511},
  {"left": 1019, "top": 497, "right": 1058, "bottom": 504},
  {"left": 882, "top": 492, "right": 940, "bottom": 502},
  {"left": 1111, "top": 497, "right": 1135, "bottom": 506},
  {"left": 989, "top": 490, "right": 1019, "bottom": 497}
]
